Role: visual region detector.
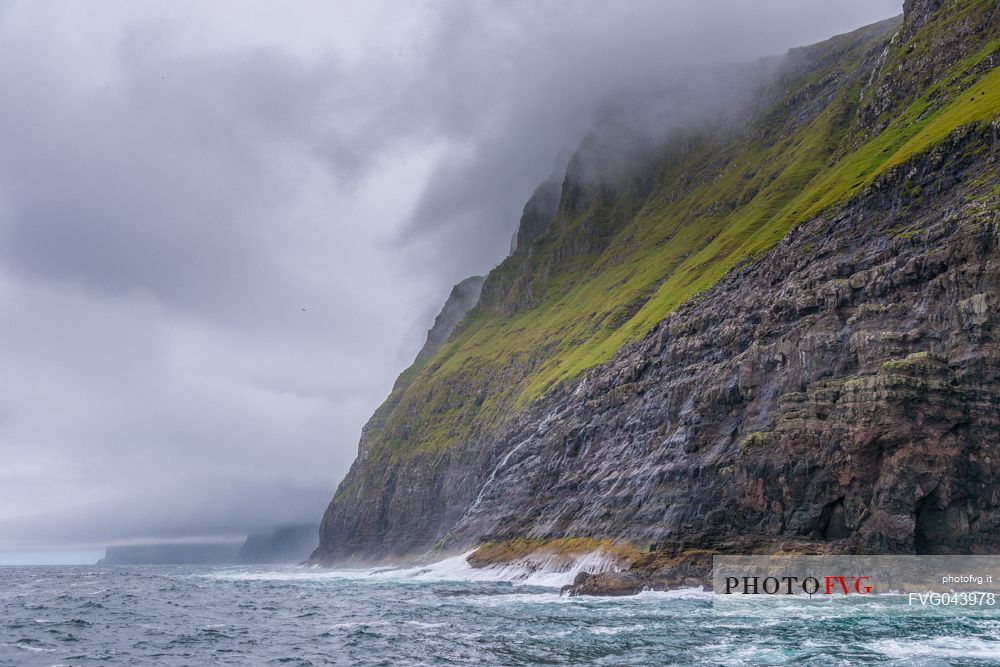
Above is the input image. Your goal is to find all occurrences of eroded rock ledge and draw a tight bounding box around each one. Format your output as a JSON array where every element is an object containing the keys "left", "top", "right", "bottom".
[{"left": 466, "top": 539, "right": 826, "bottom": 596}]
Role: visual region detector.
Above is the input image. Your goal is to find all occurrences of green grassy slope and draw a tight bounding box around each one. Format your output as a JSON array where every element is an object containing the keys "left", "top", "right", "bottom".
[{"left": 368, "top": 0, "right": 1000, "bottom": 458}]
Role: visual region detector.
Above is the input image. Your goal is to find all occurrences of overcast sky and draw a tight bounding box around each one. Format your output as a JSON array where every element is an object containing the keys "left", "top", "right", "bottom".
[{"left": 0, "top": 0, "right": 902, "bottom": 559}]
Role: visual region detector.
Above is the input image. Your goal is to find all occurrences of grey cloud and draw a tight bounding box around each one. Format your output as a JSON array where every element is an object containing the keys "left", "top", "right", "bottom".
[
  {"left": 0, "top": 0, "right": 901, "bottom": 553},
  {"left": 396, "top": 0, "right": 904, "bottom": 284}
]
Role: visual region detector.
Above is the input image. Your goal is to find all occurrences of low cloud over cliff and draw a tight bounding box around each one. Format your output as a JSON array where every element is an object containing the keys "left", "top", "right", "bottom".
[{"left": 0, "top": 0, "right": 900, "bottom": 552}]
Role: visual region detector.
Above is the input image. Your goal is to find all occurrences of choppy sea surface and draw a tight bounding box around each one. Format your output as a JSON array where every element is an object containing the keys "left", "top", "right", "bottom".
[{"left": 3, "top": 555, "right": 1000, "bottom": 666}]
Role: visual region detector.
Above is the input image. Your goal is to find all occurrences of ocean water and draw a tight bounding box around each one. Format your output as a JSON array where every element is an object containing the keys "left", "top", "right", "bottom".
[{"left": 3, "top": 556, "right": 1000, "bottom": 666}]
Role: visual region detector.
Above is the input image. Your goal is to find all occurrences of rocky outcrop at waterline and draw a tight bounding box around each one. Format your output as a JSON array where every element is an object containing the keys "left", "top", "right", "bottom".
[{"left": 313, "top": 0, "right": 1000, "bottom": 593}]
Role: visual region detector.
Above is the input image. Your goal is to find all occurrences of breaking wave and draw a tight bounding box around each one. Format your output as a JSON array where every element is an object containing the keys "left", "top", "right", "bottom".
[{"left": 209, "top": 549, "right": 625, "bottom": 588}]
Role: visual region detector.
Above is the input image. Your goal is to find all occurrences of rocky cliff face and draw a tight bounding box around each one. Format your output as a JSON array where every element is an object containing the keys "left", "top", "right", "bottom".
[
  {"left": 453, "top": 126, "right": 1000, "bottom": 557},
  {"left": 314, "top": 0, "right": 1000, "bottom": 580},
  {"left": 413, "top": 275, "right": 485, "bottom": 366}
]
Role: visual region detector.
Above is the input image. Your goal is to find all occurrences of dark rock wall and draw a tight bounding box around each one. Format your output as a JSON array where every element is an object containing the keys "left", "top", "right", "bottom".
[
  {"left": 312, "top": 2, "right": 999, "bottom": 565},
  {"left": 316, "top": 126, "right": 998, "bottom": 564},
  {"left": 449, "top": 126, "right": 999, "bottom": 557},
  {"left": 511, "top": 176, "right": 561, "bottom": 256}
]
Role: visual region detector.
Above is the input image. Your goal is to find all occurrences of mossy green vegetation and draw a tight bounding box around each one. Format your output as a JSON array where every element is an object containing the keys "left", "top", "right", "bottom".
[
  {"left": 467, "top": 537, "right": 642, "bottom": 568},
  {"left": 881, "top": 350, "right": 944, "bottom": 374},
  {"left": 366, "top": 1, "right": 1000, "bottom": 458},
  {"left": 740, "top": 432, "right": 772, "bottom": 451}
]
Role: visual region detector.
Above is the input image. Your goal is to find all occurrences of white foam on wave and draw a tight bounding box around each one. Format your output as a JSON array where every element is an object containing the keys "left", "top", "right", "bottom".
[
  {"left": 867, "top": 636, "right": 1000, "bottom": 660},
  {"left": 460, "top": 587, "right": 709, "bottom": 608},
  {"left": 448, "top": 549, "right": 627, "bottom": 588},
  {"left": 14, "top": 644, "right": 56, "bottom": 653},
  {"left": 589, "top": 624, "right": 646, "bottom": 635},
  {"left": 206, "top": 549, "right": 627, "bottom": 589}
]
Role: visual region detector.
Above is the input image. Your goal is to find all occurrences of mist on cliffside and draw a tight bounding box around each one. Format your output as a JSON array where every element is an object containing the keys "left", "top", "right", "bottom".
[{"left": 0, "top": 0, "right": 901, "bottom": 560}]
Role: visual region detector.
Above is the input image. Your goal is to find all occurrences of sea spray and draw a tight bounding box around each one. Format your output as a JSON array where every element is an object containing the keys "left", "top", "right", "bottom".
[{"left": 209, "top": 549, "right": 624, "bottom": 589}]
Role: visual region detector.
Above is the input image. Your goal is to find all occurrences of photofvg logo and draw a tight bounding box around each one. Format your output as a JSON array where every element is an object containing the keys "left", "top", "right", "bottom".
[
  {"left": 723, "top": 574, "right": 872, "bottom": 596},
  {"left": 712, "top": 555, "right": 1000, "bottom": 612}
]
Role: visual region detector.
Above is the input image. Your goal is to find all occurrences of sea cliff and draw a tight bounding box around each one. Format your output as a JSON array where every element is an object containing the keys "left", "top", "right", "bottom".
[{"left": 314, "top": 0, "right": 1000, "bottom": 593}]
